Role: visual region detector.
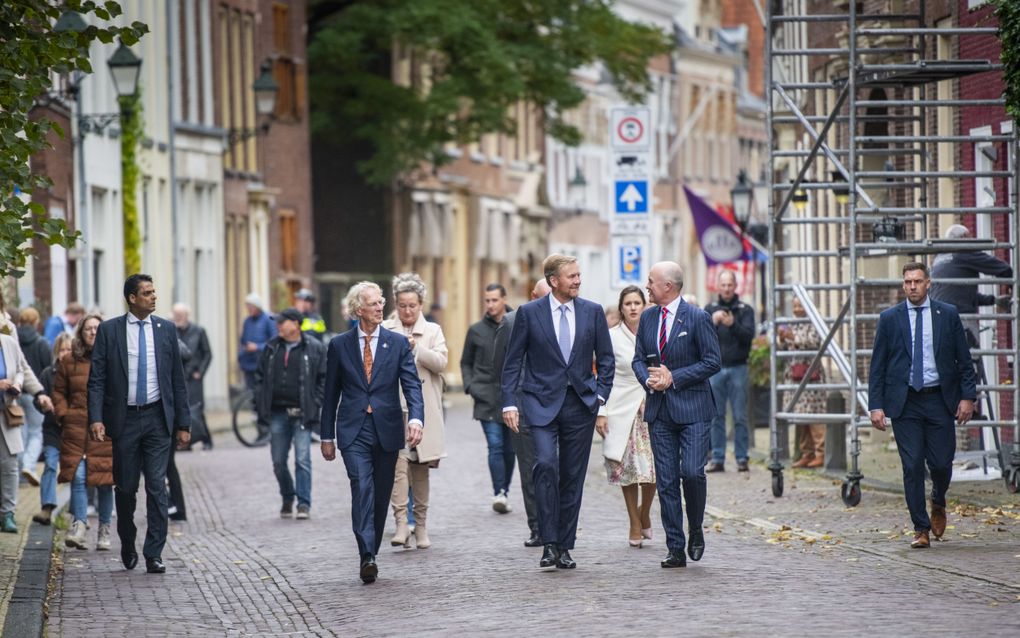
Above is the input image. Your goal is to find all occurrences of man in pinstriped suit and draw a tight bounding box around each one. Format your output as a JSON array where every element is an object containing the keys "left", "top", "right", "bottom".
[{"left": 633, "top": 262, "right": 721, "bottom": 568}]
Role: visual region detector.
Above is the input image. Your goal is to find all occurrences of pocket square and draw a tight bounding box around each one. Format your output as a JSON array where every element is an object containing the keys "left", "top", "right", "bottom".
[{"left": 679, "top": 331, "right": 688, "bottom": 337}]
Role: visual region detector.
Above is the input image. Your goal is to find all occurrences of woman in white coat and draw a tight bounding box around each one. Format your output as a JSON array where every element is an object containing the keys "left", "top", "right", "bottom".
[
  {"left": 382, "top": 272, "right": 448, "bottom": 549},
  {"left": 595, "top": 286, "right": 656, "bottom": 547}
]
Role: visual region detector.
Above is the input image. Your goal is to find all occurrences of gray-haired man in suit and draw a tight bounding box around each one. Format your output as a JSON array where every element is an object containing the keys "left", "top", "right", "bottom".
[{"left": 633, "top": 262, "right": 721, "bottom": 568}]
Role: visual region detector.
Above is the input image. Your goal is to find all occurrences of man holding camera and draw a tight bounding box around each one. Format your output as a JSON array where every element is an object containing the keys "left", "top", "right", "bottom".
[
  {"left": 255, "top": 308, "right": 327, "bottom": 520},
  {"left": 703, "top": 270, "right": 755, "bottom": 473}
]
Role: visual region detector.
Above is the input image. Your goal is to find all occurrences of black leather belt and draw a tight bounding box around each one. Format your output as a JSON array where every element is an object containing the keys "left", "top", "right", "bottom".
[
  {"left": 909, "top": 386, "right": 940, "bottom": 395},
  {"left": 127, "top": 400, "right": 162, "bottom": 412}
]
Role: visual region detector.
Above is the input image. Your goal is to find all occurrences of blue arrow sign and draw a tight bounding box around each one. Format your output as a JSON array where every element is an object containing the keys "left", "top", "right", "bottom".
[{"left": 614, "top": 180, "right": 648, "bottom": 214}]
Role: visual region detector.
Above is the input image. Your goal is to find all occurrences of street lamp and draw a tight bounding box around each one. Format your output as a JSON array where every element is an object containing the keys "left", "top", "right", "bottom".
[
  {"left": 567, "top": 165, "right": 587, "bottom": 214},
  {"left": 227, "top": 61, "right": 279, "bottom": 146},
  {"left": 730, "top": 169, "right": 753, "bottom": 231},
  {"left": 107, "top": 40, "right": 143, "bottom": 100}
]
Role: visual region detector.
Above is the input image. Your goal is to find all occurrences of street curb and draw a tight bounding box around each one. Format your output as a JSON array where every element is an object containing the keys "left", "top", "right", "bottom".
[{"left": 2, "top": 519, "right": 55, "bottom": 638}]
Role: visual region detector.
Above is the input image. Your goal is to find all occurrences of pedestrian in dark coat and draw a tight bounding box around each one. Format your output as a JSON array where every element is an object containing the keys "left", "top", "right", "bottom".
[{"left": 173, "top": 303, "right": 213, "bottom": 448}]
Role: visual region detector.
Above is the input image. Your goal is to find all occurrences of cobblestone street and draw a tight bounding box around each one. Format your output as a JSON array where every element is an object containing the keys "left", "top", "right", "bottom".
[{"left": 44, "top": 400, "right": 1020, "bottom": 637}]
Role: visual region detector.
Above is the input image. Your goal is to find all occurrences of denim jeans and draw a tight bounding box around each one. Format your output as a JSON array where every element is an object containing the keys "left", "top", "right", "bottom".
[
  {"left": 18, "top": 393, "right": 44, "bottom": 475},
  {"left": 70, "top": 459, "right": 112, "bottom": 524},
  {"left": 709, "top": 364, "right": 750, "bottom": 464},
  {"left": 480, "top": 420, "right": 515, "bottom": 496},
  {"left": 39, "top": 445, "right": 60, "bottom": 507},
  {"left": 270, "top": 411, "right": 312, "bottom": 508}
]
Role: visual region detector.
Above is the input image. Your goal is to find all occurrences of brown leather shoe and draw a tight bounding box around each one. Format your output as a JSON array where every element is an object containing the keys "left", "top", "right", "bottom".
[
  {"left": 910, "top": 530, "right": 930, "bottom": 549},
  {"left": 930, "top": 505, "right": 947, "bottom": 539},
  {"left": 791, "top": 456, "right": 812, "bottom": 468},
  {"left": 806, "top": 456, "right": 824, "bottom": 469}
]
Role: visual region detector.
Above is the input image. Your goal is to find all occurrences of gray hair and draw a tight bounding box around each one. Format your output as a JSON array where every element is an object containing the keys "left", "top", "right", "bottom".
[
  {"left": 663, "top": 262, "right": 685, "bottom": 290},
  {"left": 945, "top": 224, "right": 969, "bottom": 240},
  {"left": 172, "top": 302, "right": 190, "bottom": 316},
  {"left": 392, "top": 272, "right": 427, "bottom": 303},
  {"left": 345, "top": 281, "right": 383, "bottom": 318}
]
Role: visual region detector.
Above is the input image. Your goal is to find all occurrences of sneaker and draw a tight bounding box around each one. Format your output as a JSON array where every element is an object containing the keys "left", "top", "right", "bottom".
[
  {"left": 492, "top": 491, "right": 512, "bottom": 514},
  {"left": 96, "top": 523, "right": 112, "bottom": 551},
  {"left": 1, "top": 512, "right": 17, "bottom": 534},
  {"left": 65, "top": 520, "right": 87, "bottom": 549},
  {"left": 296, "top": 504, "right": 310, "bottom": 520},
  {"left": 280, "top": 501, "right": 294, "bottom": 518},
  {"left": 21, "top": 469, "right": 40, "bottom": 487}
]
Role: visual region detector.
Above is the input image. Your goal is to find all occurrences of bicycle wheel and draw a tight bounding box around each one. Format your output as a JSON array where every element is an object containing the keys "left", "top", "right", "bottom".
[{"left": 232, "top": 389, "right": 270, "bottom": 447}]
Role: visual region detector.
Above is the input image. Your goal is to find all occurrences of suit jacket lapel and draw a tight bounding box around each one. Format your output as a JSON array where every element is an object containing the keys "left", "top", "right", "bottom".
[
  {"left": 667, "top": 301, "right": 686, "bottom": 351},
  {"left": 372, "top": 330, "right": 390, "bottom": 386},
  {"left": 536, "top": 296, "right": 565, "bottom": 365},
  {"left": 899, "top": 303, "right": 912, "bottom": 357},
  {"left": 566, "top": 301, "right": 584, "bottom": 364},
  {"left": 931, "top": 301, "right": 943, "bottom": 353},
  {"left": 118, "top": 315, "right": 130, "bottom": 385},
  {"left": 347, "top": 330, "right": 368, "bottom": 388}
]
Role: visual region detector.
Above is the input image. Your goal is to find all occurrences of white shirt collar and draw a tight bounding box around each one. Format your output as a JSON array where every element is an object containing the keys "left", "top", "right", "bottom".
[
  {"left": 357, "top": 324, "right": 380, "bottom": 339},
  {"left": 662, "top": 295, "right": 682, "bottom": 317},
  {"left": 128, "top": 313, "right": 149, "bottom": 325},
  {"left": 548, "top": 293, "right": 574, "bottom": 313},
  {"left": 907, "top": 296, "right": 931, "bottom": 311}
]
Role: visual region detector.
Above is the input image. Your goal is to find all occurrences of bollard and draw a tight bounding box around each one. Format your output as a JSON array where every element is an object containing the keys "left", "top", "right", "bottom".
[{"left": 824, "top": 390, "right": 847, "bottom": 471}]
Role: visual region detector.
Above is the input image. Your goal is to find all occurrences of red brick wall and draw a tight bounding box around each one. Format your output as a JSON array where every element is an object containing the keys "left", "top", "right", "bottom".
[{"left": 722, "top": 0, "right": 765, "bottom": 98}]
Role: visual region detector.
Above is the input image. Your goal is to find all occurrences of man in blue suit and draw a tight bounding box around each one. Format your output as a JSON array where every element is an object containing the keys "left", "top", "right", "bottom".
[
  {"left": 320, "top": 281, "right": 424, "bottom": 583},
  {"left": 88, "top": 274, "right": 191, "bottom": 574},
  {"left": 501, "top": 254, "right": 614, "bottom": 570},
  {"left": 869, "top": 262, "right": 976, "bottom": 549},
  {"left": 633, "top": 261, "right": 720, "bottom": 568}
]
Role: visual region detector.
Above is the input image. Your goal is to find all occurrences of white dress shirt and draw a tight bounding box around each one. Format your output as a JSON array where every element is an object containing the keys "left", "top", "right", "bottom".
[
  {"left": 907, "top": 297, "right": 939, "bottom": 387},
  {"left": 127, "top": 313, "right": 160, "bottom": 405},
  {"left": 648, "top": 295, "right": 682, "bottom": 390},
  {"left": 549, "top": 294, "right": 576, "bottom": 350}
]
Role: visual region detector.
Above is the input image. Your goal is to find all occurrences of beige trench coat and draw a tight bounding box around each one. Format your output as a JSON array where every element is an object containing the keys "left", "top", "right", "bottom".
[
  {"left": 382, "top": 314, "right": 447, "bottom": 463},
  {"left": 1, "top": 333, "right": 44, "bottom": 455}
]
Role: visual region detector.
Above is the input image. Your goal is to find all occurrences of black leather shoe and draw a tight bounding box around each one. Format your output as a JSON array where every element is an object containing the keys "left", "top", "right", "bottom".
[
  {"left": 705, "top": 462, "right": 725, "bottom": 473},
  {"left": 661, "top": 549, "right": 687, "bottom": 568},
  {"left": 539, "top": 544, "right": 560, "bottom": 568},
  {"left": 737, "top": 460, "right": 749, "bottom": 472},
  {"left": 360, "top": 554, "right": 378, "bottom": 584},
  {"left": 687, "top": 530, "right": 705, "bottom": 562},
  {"left": 524, "top": 532, "right": 543, "bottom": 548},
  {"left": 556, "top": 549, "right": 576, "bottom": 569},
  {"left": 169, "top": 512, "right": 187, "bottom": 522},
  {"left": 145, "top": 557, "right": 166, "bottom": 574},
  {"left": 121, "top": 547, "right": 138, "bottom": 570}
]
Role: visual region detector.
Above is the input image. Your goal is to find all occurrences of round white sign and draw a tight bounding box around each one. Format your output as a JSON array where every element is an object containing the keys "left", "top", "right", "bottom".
[{"left": 702, "top": 226, "right": 743, "bottom": 262}]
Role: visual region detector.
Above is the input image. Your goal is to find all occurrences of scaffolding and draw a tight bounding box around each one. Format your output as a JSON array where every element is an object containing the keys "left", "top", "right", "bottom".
[{"left": 765, "top": 1, "right": 1020, "bottom": 504}]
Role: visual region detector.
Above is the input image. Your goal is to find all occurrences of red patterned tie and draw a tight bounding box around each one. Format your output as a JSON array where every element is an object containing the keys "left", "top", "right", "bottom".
[{"left": 658, "top": 307, "right": 669, "bottom": 355}]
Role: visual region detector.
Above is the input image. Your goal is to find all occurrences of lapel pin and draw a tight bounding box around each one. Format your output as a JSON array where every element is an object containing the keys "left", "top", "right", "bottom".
[{"left": 382, "top": 342, "right": 389, "bottom": 349}]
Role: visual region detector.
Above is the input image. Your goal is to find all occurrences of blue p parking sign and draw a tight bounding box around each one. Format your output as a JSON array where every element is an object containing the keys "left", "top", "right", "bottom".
[{"left": 619, "top": 244, "right": 642, "bottom": 283}]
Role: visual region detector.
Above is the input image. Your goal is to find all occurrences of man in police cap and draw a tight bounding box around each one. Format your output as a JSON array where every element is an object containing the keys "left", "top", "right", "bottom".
[{"left": 295, "top": 288, "right": 327, "bottom": 342}]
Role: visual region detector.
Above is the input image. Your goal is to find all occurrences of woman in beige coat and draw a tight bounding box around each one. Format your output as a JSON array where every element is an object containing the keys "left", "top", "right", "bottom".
[{"left": 382, "top": 272, "right": 448, "bottom": 549}]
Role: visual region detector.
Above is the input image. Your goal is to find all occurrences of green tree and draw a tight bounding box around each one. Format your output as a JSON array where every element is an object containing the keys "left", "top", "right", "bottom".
[
  {"left": 308, "top": 0, "right": 672, "bottom": 184},
  {"left": 0, "top": 1, "right": 146, "bottom": 278},
  {"left": 120, "top": 90, "right": 143, "bottom": 275}
]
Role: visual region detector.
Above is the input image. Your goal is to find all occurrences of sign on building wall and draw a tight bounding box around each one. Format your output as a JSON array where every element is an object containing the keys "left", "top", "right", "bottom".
[{"left": 609, "top": 106, "right": 653, "bottom": 286}]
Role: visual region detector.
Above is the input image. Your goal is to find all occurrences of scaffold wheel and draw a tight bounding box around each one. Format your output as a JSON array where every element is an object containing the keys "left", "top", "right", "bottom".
[
  {"left": 841, "top": 480, "right": 862, "bottom": 507},
  {"left": 1006, "top": 470, "right": 1020, "bottom": 494},
  {"left": 771, "top": 470, "right": 784, "bottom": 498}
]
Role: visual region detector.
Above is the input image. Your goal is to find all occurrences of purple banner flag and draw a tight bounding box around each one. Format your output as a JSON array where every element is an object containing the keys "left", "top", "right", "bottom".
[{"left": 683, "top": 185, "right": 754, "bottom": 266}]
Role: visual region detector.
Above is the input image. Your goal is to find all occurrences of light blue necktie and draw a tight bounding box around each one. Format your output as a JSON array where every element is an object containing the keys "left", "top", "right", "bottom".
[
  {"left": 558, "top": 305, "right": 572, "bottom": 363},
  {"left": 136, "top": 320, "right": 147, "bottom": 405},
  {"left": 911, "top": 307, "right": 924, "bottom": 392}
]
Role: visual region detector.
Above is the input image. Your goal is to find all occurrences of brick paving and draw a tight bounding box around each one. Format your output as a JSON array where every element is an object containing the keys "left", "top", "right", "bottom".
[{"left": 44, "top": 399, "right": 1020, "bottom": 636}]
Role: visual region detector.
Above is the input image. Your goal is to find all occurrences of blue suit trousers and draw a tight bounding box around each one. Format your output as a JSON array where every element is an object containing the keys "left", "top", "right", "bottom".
[
  {"left": 530, "top": 388, "right": 596, "bottom": 550},
  {"left": 340, "top": 414, "right": 399, "bottom": 557},
  {"left": 649, "top": 416, "right": 711, "bottom": 553},
  {"left": 892, "top": 389, "right": 955, "bottom": 532}
]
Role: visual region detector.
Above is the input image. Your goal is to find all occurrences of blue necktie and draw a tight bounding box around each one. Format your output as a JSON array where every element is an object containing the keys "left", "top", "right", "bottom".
[
  {"left": 558, "top": 305, "right": 572, "bottom": 363},
  {"left": 911, "top": 307, "right": 924, "bottom": 392},
  {"left": 136, "top": 320, "right": 147, "bottom": 405}
]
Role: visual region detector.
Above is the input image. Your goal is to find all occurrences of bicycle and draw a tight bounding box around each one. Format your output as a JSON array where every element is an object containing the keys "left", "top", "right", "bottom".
[{"left": 232, "top": 387, "right": 270, "bottom": 447}]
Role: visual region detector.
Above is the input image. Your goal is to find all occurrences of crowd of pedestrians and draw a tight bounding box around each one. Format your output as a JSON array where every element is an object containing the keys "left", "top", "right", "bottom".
[{"left": 0, "top": 242, "right": 993, "bottom": 584}]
